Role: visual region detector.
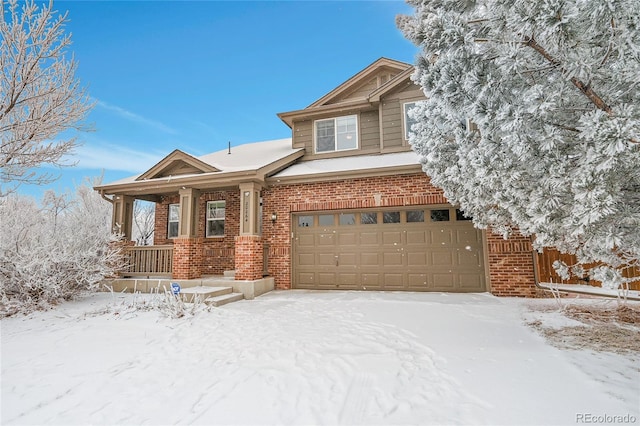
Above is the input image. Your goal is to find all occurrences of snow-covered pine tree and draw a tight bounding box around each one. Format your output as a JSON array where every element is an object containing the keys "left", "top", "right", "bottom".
[{"left": 397, "top": 0, "right": 640, "bottom": 289}]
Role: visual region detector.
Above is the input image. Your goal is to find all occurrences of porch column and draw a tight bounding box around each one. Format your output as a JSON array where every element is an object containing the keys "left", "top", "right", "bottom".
[
  {"left": 112, "top": 194, "right": 134, "bottom": 240},
  {"left": 235, "top": 182, "right": 263, "bottom": 280},
  {"left": 239, "top": 182, "right": 262, "bottom": 236},
  {"left": 178, "top": 187, "right": 200, "bottom": 237},
  {"left": 172, "top": 187, "right": 202, "bottom": 280}
]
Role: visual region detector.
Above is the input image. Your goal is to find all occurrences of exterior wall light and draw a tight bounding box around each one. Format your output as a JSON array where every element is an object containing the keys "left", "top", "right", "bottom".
[{"left": 271, "top": 212, "right": 277, "bottom": 223}]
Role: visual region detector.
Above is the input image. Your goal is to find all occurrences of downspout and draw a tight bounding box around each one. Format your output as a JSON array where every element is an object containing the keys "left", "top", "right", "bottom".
[{"left": 99, "top": 190, "right": 114, "bottom": 204}]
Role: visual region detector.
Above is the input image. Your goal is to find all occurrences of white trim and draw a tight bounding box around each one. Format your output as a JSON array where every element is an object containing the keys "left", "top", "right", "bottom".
[
  {"left": 167, "top": 203, "right": 179, "bottom": 239},
  {"left": 402, "top": 101, "right": 419, "bottom": 142},
  {"left": 314, "top": 114, "right": 359, "bottom": 154},
  {"left": 205, "top": 200, "right": 226, "bottom": 238}
]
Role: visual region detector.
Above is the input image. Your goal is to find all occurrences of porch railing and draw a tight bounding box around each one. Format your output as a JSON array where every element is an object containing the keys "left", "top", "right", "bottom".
[{"left": 123, "top": 245, "right": 173, "bottom": 276}]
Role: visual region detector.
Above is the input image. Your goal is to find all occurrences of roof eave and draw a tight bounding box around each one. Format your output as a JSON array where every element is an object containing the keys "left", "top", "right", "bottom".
[
  {"left": 278, "top": 98, "right": 373, "bottom": 127},
  {"left": 266, "top": 164, "right": 423, "bottom": 186}
]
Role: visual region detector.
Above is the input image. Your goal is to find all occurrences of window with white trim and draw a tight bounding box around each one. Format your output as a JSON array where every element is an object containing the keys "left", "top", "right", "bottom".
[
  {"left": 168, "top": 204, "right": 179, "bottom": 238},
  {"left": 403, "top": 102, "right": 419, "bottom": 141},
  {"left": 315, "top": 115, "right": 358, "bottom": 153},
  {"left": 206, "top": 201, "right": 225, "bottom": 237}
]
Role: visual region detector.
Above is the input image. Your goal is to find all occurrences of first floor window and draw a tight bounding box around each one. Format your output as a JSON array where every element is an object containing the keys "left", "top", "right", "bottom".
[
  {"left": 315, "top": 115, "right": 358, "bottom": 153},
  {"left": 206, "top": 201, "right": 225, "bottom": 237},
  {"left": 168, "top": 204, "right": 179, "bottom": 238}
]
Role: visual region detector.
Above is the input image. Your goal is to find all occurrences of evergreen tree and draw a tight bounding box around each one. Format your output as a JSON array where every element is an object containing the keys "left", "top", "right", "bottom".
[{"left": 398, "top": 0, "right": 640, "bottom": 288}]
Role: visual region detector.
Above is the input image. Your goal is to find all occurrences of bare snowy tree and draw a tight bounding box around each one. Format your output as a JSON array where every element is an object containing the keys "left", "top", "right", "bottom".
[
  {"left": 133, "top": 200, "right": 155, "bottom": 246},
  {"left": 0, "top": 0, "right": 93, "bottom": 195},
  {"left": 0, "top": 179, "right": 125, "bottom": 316}
]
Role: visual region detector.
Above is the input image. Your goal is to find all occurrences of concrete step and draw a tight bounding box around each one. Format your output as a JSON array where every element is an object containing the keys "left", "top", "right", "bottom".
[
  {"left": 205, "top": 292, "right": 244, "bottom": 307},
  {"left": 223, "top": 270, "right": 236, "bottom": 279},
  {"left": 179, "top": 286, "right": 232, "bottom": 303}
]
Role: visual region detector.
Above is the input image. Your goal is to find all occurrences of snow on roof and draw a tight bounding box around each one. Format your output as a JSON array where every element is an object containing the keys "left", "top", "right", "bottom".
[
  {"left": 197, "top": 138, "right": 297, "bottom": 171},
  {"left": 271, "top": 150, "right": 422, "bottom": 179},
  {"left": 101, "top": 138, "right": 299, "bottom": 186}
]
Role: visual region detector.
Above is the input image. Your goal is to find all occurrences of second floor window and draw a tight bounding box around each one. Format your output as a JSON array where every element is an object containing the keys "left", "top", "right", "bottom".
[
  {"left": 315, "top": 115, "right": 358, "bottom": 153},
  {"left": 206, "top": 201, "right": 225, "bottom": 237},
  {"left": 403, "top": 102, "right": 419, "bottom": 141},
  {"left": 168, "top": 204, "right": 179, "bottom": 238}
]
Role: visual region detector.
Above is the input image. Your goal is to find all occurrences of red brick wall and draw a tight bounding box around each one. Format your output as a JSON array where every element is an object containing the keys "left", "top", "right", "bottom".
[
  {"left": 172, "top": 237, "right": 203, "bottom": 279},
  {"left": 155, "top": 190, "right": 240, "bottom": 276},
  {"left": 153, "top": 173, "right": 539, "bottom": 296},
  {"left": 235, "top": 235, "right": 263, "bottom": 280},
  {"left": 486, "top": 233, "right": 538, "bottom": 297},
  {"left": 261, "top": 173, "right": 538, "bottom": 296}
]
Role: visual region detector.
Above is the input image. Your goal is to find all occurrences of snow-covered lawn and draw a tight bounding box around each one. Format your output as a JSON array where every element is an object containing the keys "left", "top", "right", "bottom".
[{"left": 2, "top": 291, "right": 638, "bottom": 425}]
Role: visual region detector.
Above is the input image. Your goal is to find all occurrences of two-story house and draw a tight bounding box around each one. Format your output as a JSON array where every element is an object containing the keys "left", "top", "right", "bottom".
[{"left": 95, "top": 58, "right": 539, "bottom": 297}]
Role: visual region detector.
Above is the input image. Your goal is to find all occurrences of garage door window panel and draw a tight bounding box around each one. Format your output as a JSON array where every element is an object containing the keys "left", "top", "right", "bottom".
[
  {"left": 407, "top": 210, "right": 425, "bottom": 223},
  {"left": 456, "top": 209, "right": 472, "bottom": 221},
  {"left": 383, "top": 212, "right": 400, "bottom": 223},
  {"left": 298, "top": 216, "right": 313, "bottom": 227},
  {"left": 361, "top": 212, "right": 378, "bottom": 224},
  {"left": 318, "top": 214, "right": 334, "bottom": 226},
  {"left": 431, "top": 209, "right": 450, "bottom": 222},
  {"left": 339, "top": 213, "right": 355, "bottom": 225}
]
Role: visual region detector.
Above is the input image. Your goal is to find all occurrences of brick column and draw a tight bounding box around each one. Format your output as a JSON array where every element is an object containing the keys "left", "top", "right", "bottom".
[
  {"left": 487, "top": 232, "right": 538, "bottom": 297},
  {"left": 234, "top": 235, "right": 263, "bottom": 280},
  {"left": 172, "top": 237, "right": 203, "bottom": 280}
]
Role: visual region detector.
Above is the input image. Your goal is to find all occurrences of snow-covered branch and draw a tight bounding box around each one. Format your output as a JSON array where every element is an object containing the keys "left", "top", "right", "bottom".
[{"left": 0, "top": 0, "right": 93, "bottom": 195}]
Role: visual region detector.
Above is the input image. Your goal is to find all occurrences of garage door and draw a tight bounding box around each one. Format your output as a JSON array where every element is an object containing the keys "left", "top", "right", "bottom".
[{"left": 292, "top": 206, "right": 486, "bottom": 292}]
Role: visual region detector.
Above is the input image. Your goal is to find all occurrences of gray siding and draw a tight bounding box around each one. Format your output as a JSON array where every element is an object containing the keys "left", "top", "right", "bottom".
[
  {"left": 381, "top": 101, "right": 403, "bottom": 148},
  {"left": 360, "top": 110, "right": 380, "bottom": 150},
  {"left": 331, "top": 77, "right": 378, "bottom": 104},
  {"left": 381, "top": 84, "right": 425, "bottom": 150},
  {"left": 293, "top": 119, "right": 313, "bottom": 151}
]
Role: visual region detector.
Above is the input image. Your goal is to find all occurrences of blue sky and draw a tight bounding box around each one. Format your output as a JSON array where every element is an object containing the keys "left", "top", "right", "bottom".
[{"left": 20, "top": 0, "right": 418, "bottom": 199}]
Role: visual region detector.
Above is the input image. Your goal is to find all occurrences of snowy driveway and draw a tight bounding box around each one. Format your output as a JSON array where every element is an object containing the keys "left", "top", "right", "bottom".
[{"left": 2, "top": 291, "right": 638, "bottom": 425}]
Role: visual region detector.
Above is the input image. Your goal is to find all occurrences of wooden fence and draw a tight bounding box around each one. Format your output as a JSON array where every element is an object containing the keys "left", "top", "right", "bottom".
[
  {"left": 124, "top": 245, "right": 173, "bottom": 276},
  {"left": 536, "top": 249, "right": 640, "bottom": 291}
]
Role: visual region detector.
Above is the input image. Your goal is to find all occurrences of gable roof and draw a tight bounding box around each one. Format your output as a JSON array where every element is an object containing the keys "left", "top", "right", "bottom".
[
  {"left": 137, "top": 149, "right": 220, "bottom": 181},
  {"left": 277, "top": 58, "right": 416, "bottom": 128},
  {"left": 95, "top": 138, "right": 304, "bottom": 196},
  {"left": 307, "top": 57, "right": 412, "bottom": 108}
]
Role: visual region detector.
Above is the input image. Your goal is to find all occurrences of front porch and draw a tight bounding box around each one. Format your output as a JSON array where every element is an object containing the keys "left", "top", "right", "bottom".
[{"left": 105, "top": 272, "right": 275, "bottom": 301}]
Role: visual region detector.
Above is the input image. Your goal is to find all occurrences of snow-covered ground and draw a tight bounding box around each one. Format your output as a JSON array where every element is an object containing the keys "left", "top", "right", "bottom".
[{"left": 2, "top": 291, "right": 638, "bottom": 425}]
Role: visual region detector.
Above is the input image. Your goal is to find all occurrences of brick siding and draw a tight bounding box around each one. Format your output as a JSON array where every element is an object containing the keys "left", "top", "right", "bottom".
[
  {"left": 261, "top": 173, "right": 538, "bottom": 296},
  {"left": 155, "top": 190, "right": 240, "bottom": 277},
  {"left": 234, "top": 235, "right": 263, "bottom": 280},
  {"left": 153, "top": 173, "right": 539, "bottom": 296}
]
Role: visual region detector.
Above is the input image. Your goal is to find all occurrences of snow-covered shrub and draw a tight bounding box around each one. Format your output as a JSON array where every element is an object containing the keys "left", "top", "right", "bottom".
[
  {"left": 398, "top": 0, "right": 640, "bottom": 288},
  {"left": 0, "top": 181, "right": 125, "bottom": 315},
  {"left": 100, "top": 285, "right": 210, "bottom": 319}
]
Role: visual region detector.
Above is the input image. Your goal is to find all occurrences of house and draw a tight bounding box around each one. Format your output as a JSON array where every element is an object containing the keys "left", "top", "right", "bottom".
[{"left": 95, "top": 58, "right": 540, "bottom": 297}]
